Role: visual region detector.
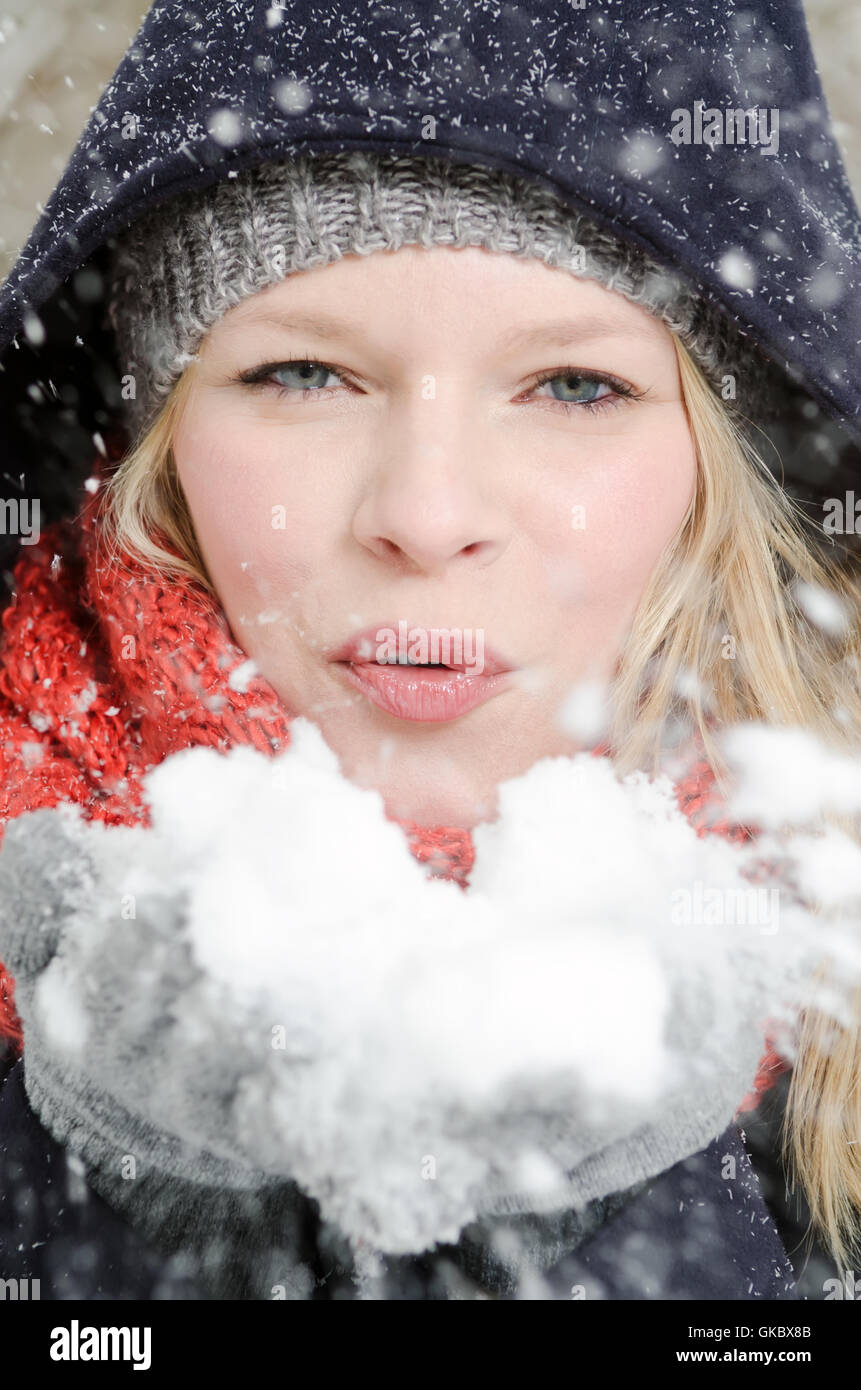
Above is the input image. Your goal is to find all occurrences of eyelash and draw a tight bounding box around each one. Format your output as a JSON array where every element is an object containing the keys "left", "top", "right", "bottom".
[
  {"left": 235, "top": 356, "right": 354, "bottom": 400},
  {"left": 233, "top": 356, "right": 645, "bottom": 416},
  {"left": 528, "top": 367, "right": 644, "bottom": 416}
]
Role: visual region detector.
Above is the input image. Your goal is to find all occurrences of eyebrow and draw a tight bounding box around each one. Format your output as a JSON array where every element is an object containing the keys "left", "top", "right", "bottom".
[
  {"left": 496, "top": 315, "right": 662, "bottom": 350},
  {"left": 225, "top": 309, "right": 660, "bottom": 349},
  {"left": 222, "top": 310, "right": 367, "bottom": 339}
]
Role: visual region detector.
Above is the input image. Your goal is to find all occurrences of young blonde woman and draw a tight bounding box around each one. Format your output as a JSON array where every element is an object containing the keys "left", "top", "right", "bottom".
[{"left": 0, "top": 0, "right": 860, "bottom": 1301}]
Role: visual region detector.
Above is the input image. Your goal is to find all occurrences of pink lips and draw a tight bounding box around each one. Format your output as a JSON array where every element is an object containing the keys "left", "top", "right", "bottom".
[{"left": 327, "top": 623, "right": 516, "bottom": 723}]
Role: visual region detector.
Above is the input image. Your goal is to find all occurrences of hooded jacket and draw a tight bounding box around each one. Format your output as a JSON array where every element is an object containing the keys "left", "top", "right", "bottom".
[{"left": 0, "top": 0, "right": 857, "bottom": 1299}]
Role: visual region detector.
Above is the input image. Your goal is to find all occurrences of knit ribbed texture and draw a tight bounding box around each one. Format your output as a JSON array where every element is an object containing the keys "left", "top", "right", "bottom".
[{"left": 106, "top": 150, "right": 770, "bottom": 445}]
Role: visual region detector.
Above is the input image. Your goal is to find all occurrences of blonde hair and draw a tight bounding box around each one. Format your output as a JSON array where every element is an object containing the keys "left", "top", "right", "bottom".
[{"left": 100, "top": 338, "right": 861, "bottom": 1275}]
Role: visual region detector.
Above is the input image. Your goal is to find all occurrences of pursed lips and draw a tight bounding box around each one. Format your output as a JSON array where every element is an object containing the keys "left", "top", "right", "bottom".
[{"left": 325, "top": 624, "right": 516, "bottom": 722}]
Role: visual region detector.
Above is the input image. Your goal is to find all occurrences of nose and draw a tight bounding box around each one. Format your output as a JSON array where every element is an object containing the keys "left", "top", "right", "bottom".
[{"left": 351, "top": 405, "right": 511, "bottom": 576}]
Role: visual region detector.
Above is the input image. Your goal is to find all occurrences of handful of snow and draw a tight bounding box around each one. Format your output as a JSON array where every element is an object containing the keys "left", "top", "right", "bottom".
[{"left": 0, "top": 718, "right": 852, "bottom": 1255}]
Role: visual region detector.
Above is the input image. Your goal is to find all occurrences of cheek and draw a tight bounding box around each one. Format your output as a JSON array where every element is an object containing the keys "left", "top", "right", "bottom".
[
  {"left": 172, "top": 412, "right": 330, "bottom": 596},
  {"left": 534, "top": 413, "right": 697, "bottom": 607}
]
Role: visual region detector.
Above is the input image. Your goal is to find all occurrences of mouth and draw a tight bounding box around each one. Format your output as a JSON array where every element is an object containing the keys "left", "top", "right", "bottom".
[{"left": 326, "top": 623, "right": 516, "bottom": 724}]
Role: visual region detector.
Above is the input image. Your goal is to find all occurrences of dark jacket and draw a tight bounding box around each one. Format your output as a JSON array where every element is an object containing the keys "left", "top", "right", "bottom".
[{"left": 0, "top": 1050, "right": 799, "bottom": 1300}]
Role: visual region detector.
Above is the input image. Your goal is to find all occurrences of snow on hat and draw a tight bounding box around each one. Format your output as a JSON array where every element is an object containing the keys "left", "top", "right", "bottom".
[{"left": 107, "top": 148, "right": 770, "bottom": 444}]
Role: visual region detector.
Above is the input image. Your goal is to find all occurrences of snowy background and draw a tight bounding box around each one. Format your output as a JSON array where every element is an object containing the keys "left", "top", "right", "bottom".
[{"left": 0, "top": 0, "right": 858, "bottom": 282}]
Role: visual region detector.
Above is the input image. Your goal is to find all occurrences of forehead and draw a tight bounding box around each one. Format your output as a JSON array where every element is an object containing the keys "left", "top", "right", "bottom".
[{"left": 207, "top": 244, "right": 671, "bottom": 350}]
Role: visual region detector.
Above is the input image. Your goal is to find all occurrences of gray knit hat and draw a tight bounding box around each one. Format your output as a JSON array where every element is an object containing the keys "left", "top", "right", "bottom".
[{"left": 106, "top": 149, "right": 769, "bottom": 444}]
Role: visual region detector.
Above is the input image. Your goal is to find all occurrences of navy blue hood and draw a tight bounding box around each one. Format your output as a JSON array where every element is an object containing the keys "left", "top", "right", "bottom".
[{"left": 0, "top": 0, "right": 859, "bottom": 572}]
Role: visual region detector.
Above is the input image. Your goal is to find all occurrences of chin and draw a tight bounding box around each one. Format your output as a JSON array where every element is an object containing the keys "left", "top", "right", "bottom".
[{"left": 375, "top": 774, "right": 500, "bottom": 830}]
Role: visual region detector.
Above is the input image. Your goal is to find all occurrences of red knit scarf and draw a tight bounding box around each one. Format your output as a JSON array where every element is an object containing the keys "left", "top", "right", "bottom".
[{"left": 0, "top": 456, "right": 784, "bottom": 1110}]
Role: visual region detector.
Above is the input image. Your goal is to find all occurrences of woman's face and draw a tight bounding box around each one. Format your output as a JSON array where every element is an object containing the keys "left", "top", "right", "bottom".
[{"left": 172, "top": 246, "right": 697, "bottom": 827}]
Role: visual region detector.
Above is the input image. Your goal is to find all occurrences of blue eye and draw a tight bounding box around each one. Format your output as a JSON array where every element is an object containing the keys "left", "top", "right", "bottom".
[
  {"left": 236, "top": 357, "right": 348, "bottom": 396},
  {"left": 269, "top": 361, "right": 338, "bottom": 391},
  {"left": 542, "top": 374, "right": 610, "bottom": 404},
  {"left": 529, "top": 368, "right": 641, "bottom": 416}
]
